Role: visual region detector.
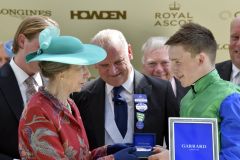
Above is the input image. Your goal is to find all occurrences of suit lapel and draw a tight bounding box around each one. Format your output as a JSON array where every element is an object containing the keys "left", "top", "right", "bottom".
[
  {"left": 134, "top": 70, "right": 152, "bottom": 95},
  {"left": 0, "top": 64, "right": 24, "bottom": 121},
  {"left": 133, "top": 70, "right": 152, "bottom": 132},
  {"left": 220, "top": 61, "right": 232, "bottom": 81},
  {"left": 90, "top": 79, "right": 106, "bottom": 145}
]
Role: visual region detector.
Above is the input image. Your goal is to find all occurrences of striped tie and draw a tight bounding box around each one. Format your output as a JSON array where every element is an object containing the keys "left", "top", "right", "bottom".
[{"left": 25, "top": 76, "right": 38, "bottom": 103}]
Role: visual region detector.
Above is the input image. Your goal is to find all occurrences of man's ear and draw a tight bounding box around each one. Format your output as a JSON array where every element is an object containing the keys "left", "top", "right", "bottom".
[
  {"left": 128, "top": 44, "right": 133, "bottom": 60},
  {"left": 198, "top": 52, "right": 206, "bottom": 65},
  {"left": 58, "top": 71, "right": 65, "bottom": 80},
  {"left": 17, "top": 34, "right": 26, "bottom": 49}
]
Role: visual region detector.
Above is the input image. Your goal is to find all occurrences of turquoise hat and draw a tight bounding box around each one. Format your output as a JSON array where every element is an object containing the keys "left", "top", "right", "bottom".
[{"left": 26, "top": 26, "right": 107, "bottom": 65}]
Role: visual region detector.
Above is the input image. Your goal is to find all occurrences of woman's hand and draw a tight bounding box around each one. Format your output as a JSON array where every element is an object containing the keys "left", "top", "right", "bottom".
[{"left": 148, "top": 146, "right": 169, "bottom": 160}]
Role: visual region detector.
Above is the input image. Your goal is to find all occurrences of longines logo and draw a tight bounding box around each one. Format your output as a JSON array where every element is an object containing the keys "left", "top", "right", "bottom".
[
  {"left": 154, "top": 1, "right": 193, "bottom": 27},
  {"left": 70, "top": 10, "right": 127, "bottom": 20},
  {"left": 0, "top": 8, "right": 51, "bottom": 19}
]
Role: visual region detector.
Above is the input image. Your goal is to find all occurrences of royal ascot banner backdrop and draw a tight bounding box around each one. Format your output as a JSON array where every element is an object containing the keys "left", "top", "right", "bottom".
[{"left": 0, "top": 0, "right": 239, "bottom": 77}]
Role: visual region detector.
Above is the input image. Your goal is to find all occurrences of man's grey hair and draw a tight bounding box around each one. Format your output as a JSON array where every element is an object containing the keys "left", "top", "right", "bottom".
[
  {"left": 141, "top": 36, "right": 169, "bottom": 64},
  {"left": 91, "top": 29, "right": 128, "bottom": 54}
]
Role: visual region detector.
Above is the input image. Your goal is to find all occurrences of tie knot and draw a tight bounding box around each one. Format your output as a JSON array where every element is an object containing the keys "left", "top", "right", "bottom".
[
  {"left": 25, "top": 76, "right": 36, "bottom": 86},
  {"left": 113, "top": 86, "right": 124, "bottom": 97}
]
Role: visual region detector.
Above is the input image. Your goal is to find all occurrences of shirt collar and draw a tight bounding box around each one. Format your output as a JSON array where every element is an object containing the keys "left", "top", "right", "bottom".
[
  {"left": 191, "top": 69, "right": 220, "bottom": 94},
  {"left": 106, "top": 68, "right": 134, "bottom": 95},
  {"left": 232, "top": 63, "right": 240, "bottom": 79},
  {"left": 10, "top": 57, "right": 42, "bottom": 85},
  {"left": 169, "top": 77, "right": 177, "bottom": 96}
]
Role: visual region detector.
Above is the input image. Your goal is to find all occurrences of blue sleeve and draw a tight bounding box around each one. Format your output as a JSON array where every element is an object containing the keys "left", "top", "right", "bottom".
[{"left": 219, "top": 93, "right": 240, "bottom": 160}]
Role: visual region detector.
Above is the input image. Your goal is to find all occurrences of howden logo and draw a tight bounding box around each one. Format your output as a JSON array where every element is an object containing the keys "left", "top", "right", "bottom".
[{"left": 70, "top": 10, "right": 127, "bottom": 20}]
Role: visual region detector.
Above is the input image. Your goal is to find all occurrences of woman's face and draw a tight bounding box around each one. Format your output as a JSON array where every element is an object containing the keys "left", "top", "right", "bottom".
[{"left": 62, "top": 65, "right": 91, "bottom": 93}]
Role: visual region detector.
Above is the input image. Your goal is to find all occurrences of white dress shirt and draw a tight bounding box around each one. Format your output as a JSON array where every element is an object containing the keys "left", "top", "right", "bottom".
[
  {"left": 231, "top": 64, "right": 240, "bottom": 85},
  {"left": 104, "top": 69, "right": 135, "bottom": 145},
  {"left": 10, "top": 58, "right": 42, "bottom": 106},
  {"left": 169, "top": 77, "right": 177, "bottom": 97}
]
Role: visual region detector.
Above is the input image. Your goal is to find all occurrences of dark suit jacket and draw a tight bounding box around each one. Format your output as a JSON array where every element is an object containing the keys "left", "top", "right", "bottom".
[
  {"left": 215, "top": 60, "right": 232, "bottom": 81},
  {"left": 72, "top": 70, "right": 179, "bottom": 150},
  {"left": 175, "top": 77, "right": 190, "bottom": 105},
  {"left": 0, "top": 63, "right": 23, "bottom": 159}
]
